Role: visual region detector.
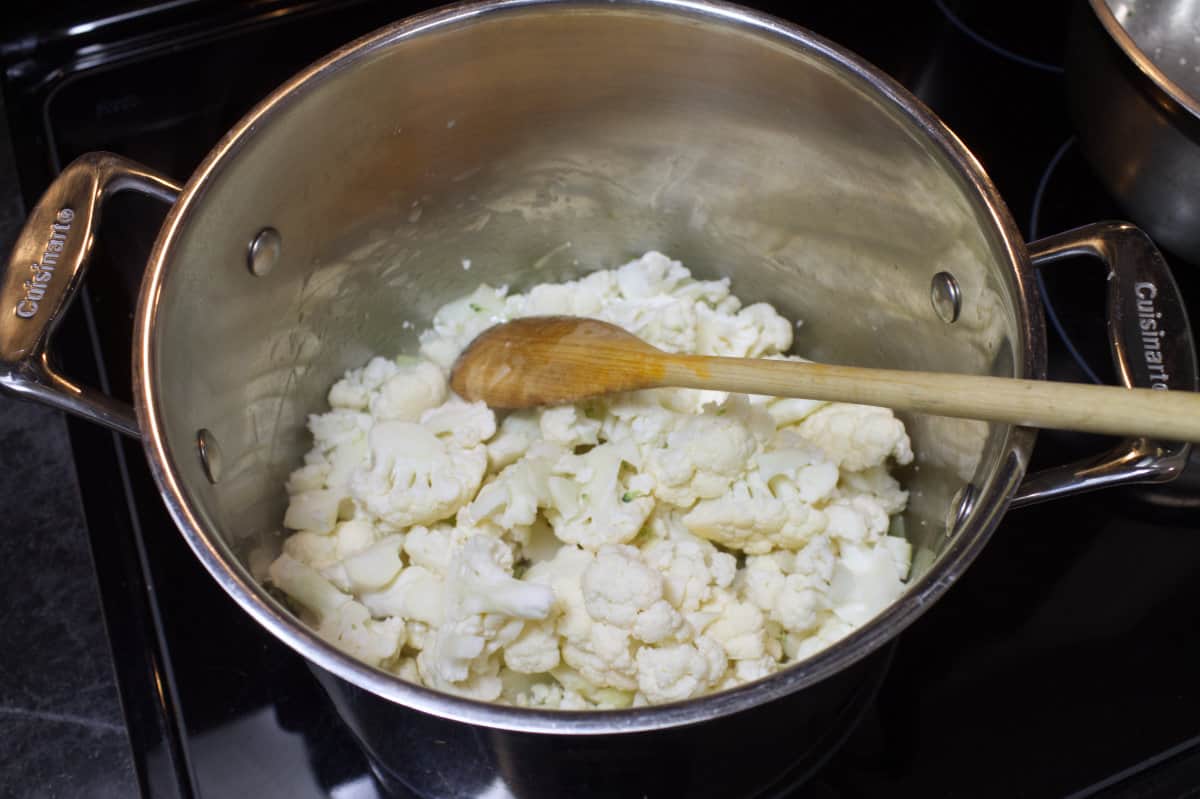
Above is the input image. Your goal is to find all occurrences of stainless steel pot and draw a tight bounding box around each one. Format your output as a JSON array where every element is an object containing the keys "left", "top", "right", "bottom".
[
  {"left": 1067, "top": 0, "right": 1200, "bottom": 264},
  {"left": 2, "top": 2, "right": 1197, "bottom": 797}
]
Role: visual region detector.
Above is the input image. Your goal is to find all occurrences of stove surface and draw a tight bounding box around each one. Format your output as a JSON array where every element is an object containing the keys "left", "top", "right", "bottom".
[{"left": 4, "top": 2, "right": 1199, "bottom": 797}]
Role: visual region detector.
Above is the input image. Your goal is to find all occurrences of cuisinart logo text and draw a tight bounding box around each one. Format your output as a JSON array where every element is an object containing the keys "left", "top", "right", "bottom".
[
  {"left": 1136, "top": 281, "right": 1170, "bottom": 390},
  {"left": 15, "top": 208, "right": 74, "bottom": 320}
]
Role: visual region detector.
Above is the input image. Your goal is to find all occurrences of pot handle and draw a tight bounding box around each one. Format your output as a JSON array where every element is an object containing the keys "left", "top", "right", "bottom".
[
  {"left": 1011, "top": 221, "right": 1198, "bottom": 507},
  {"left": 0, "top": 152, "right": 181, "bottom": 438}
]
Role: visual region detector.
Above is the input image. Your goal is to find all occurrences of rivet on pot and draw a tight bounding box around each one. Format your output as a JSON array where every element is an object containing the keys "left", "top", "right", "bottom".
[
  {"left": 247, "top": 227, "right": 281, "bottom": 276},
  {"left": 930, "top": 271, "right": 962, "bottom": 323},
  {"left": 945, "top": 482, "right": 976, "bottom": 537},
  {"left": 197, "top": 428, "right": 223, "bottom": 484}
]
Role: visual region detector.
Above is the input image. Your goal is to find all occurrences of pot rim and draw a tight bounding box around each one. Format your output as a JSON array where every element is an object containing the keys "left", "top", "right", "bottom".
[
  {"left": 1087, "top": 0, "right": 1200, "bottom": 122},
  {"left": 133, "top": 0, "right": 1044, "bottom": 735}
]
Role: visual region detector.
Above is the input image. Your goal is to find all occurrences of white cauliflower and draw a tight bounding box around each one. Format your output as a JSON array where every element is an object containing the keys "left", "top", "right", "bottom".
[
  {"left": 351, "top": 419, "right": 489, "bottom": 528},
  {"left": 524, "top": 547, "right": 642, "bottom": 691},
  {"left": 417, "top": 396, "right": 496, "bottom": 449},
  {"left": 282, "top": 519, "right": 377, "bottom": 570},
  {"left": 370, "top": 360, "right": 447, "bottom": 421},
  {"left": 790, "top": 403, "right": 913, "bottom": 471},
  {"left": 635, "top": 636, "right": 727, "bottom": 704},
  {"left": 304, "top": 408, "right": 373, "bottom": 493},
  {"left": 561, "top": 622, "right": 640, "bottom": 692},
  {"left": 644, "top": 397, "right": 771, "bottom": 509},
  {"left": 321, "top": 534, "right": 406, "bottom": 593},
  {"left": 543, "top": 442, "right": 655, "bottom": 550},
  {"left": 640, "top": 526, "right": 737, "bottom": 613},
  {"left": 268, "top": 554, "right": 404, "bottom": 665},
  {"left": 421, "top": 536, "right": 554, "bottom": 698},
  {"left": 327, "top": 355, "right": 448, "bottom": 423},
  {"left": 282, "top": 488, "right": 343, "bottom": 534},
  {"left": 705, "top": 598, "right": 768, "bottom": 661},
  {"left": 681, "top": 473, "right": 793, "bottom": 554},
  {"left": 464, "top": 442, "right": 563, "bottom": 531},
  {"left": 581, "top": 545, "right": 687, "bottom": 644},
  {"left": 487, "top": 411, "right": 543, "bottom": 470},
  {"left": 828, "top": 543, "right": 909, "bottom": 626},
  {"left": 448, "top": 535, "right": 554, "bottom": 620},
  {"left": 504, "top": 620, "right": 561, "bottom": 674},
  {"left": 419, "top": 284, "right": 511, "bottom": 371},
  {"left": 695, "top": 302, "right": 793, "bottom": 358},
  {"left": 539, "top": 405, "right": 602, "bottom": 449},
  {"left": 270, "top": 251, "right": 916, "bottom": 709},
  {"left": 327, "top": 356, "right": 400, "bottom": 410},
  {"left": 360, "top": 564, "right": 444, "bottom": 624}
]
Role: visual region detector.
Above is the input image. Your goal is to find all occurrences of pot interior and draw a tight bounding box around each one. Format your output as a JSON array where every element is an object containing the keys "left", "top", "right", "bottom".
[{"left": 147, "top": 2, "right": 1028, "bottom": 660}]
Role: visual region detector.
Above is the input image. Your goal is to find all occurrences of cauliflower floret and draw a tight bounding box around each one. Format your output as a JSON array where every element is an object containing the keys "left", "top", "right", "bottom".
[
  {"left": 369, "top": 360, "right": 447, "bottom": 421},
  {"left": 449, "top": 535, "right": 555, "bottom": 620},
  {"left": 728, "top": 655, "right": 780, "bottom": 685},
  {"left": 309, "top": 408, "right": 373, "bottom": 450},
  {"left": 321, "top": 534, "right": 405, "bottom": 593},
  {"left": 544, "top": 442, "right": 654, "bottom": 550},
  {"left": 268, "top": 554, "right": 404, "bottom": 665},
  {"left": 561, "top": 622, "right": 640, "bottom": 692},
  {"left": 644, "top": 397, "right": 770, "bottom": 508},
  {"left": 640, "top": 528, "right": 737, "bottom": 613},
  {"left": 524, "top": 547, "right": 641, "bottom": 691},
  {"left": 417, "top": 648, "right": 505, "bottom": 701},
  {"left": 839, "top": 465, "right": 909, "bottom": 515},
  {"left": 503, "top": 619, "right": 561, "bottom": 674},
  {"left": 419, "top": 284, "right": 511, "bottom": 371},
  {"left": 635, "top": 636, "right": 727, "bottom": 704},
  {"left": 360, "top": 565, "right": 444, "bottom": 624},
  {"left": 580, "top": 545, "right": 687, "bottom": 644},
  {"left": 539, "top": 405, "right": 602, "bottom": 449},
  {"left": 327, "top": 356, "right": 400, "bottom": 410},
  {"left": 791, "top": 404, "right": 913, "bottom": 471},
  {"left": 286, "top": 462, "right": 329, "bottom": 494},
  {"left": 756, "top": 441, "right": 840, "bottom": 505},
  {"left": 601, "top": 295, "right": 700, "bottom": 354},
  {"left": 422, "top": 536, "right": 555, "bottom": 696},
  {"left": 507, "top": 269, "right": 619, "bottom": 319},
  {"left": 683, "top": 444, "right": 839, "bottom": 554},
  {"left": 282, "top": 519, "right": 377, "bottom": 570},
  {"left": 581, "top": 545, "right": 662, "bottom": 626},
  {"left": 548, "top": 665, "right": 636, "bottom": 709},
  {"left": 464, "top": 442, "right": 564, "bottom": 531},
  {"left": 705, "top": 599, "right": 768, "bottom": 660},
  {"left": 695, "top": 302, "right": 792, "bottom": 358},
  {"left": 329, "top": 355, "right": 447, "bottom": 421},
  {"left": 352, "top": 420, "right": 488, "bottom": 528},
  {"left": 403, "top": 523, "right": 469, "bottom": 574},
  {"left": 739, "top": 537, "right": 839, "bottom": 635},
  {"left": 600, "top": 390, "right": 683, "bottom": 453},
  {"left": 614, "top": 251, "right": 691, "bottom": 299},
  {"left": 282, "top": 489, "right": 343, "bottom": 533},
  {"left": 487, "top": 411, "right": 542, "bottom": 470},
  {"left": 824, "top": 495, "right": 890, "bottom": 545},
  {"left": 681, "top": 473, "right": 789, "bottom": 554},
  {"left": 514, "top": 680, "right": 593, "bottom": 710},
  {"left": 828, "top": 543, "right": 907, "bottom": 626},
  {"left": 418, "top": 396, "right": 496, "bottom": 449}
]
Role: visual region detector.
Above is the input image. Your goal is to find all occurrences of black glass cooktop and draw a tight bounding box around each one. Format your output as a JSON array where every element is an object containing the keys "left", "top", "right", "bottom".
[{"left": 4, "top": 1, "right": 1199, "bottom": 797}]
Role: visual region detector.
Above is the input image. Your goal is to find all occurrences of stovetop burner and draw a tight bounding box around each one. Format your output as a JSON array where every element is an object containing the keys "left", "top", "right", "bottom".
[{"left": 4, "top": 1, "right": 1199, "bottom": 797}]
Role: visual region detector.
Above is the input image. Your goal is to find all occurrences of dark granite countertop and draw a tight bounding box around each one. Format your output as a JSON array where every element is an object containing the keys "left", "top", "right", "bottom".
[{"left": 0, "top": 97, "right": 138, "bottom": 797}]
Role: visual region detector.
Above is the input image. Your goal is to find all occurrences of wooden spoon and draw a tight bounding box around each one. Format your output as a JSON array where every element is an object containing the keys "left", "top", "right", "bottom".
[{"left": 449, "top": 315, "right": 1200, "bottom": 442}]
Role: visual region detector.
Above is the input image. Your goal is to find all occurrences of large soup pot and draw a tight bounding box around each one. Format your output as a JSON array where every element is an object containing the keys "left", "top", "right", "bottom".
[{"left": 2, "top": 2, "right": 1196, "bottom": 797}]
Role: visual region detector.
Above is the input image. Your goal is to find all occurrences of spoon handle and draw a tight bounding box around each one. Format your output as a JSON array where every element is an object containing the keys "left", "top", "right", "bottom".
[{"left": 660, "top": 355, "right": 1200, "bottom": 442}]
